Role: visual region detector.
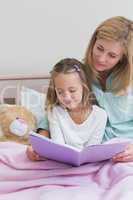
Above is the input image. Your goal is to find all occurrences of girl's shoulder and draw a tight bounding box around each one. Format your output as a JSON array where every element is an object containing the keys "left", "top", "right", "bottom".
[
  {"left": 92, "top": 105, "right": 107, "bottom": 118},
  {"left": 47, "top": 105, "right": 66, "bottom": 121},
  {"left": 48, "top": 105, "right": 66, "bottom": 115}
]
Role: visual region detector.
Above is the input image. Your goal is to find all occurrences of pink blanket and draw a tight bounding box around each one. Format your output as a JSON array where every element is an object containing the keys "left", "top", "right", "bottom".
[{"left": 0, "top": 141, "right": 133, "bottom": 200}]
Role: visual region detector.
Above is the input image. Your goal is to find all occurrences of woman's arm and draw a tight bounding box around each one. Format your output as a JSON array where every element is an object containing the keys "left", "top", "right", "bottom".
[{"left": 113, "top": 143, "right": 133, "bottom": 162}]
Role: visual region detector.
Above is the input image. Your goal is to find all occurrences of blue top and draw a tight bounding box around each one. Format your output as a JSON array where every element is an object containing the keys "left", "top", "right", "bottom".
[
  {"left": 38, "top": 116, "right": 49, "bottom": 131},
  {"left": 92, "top": 75, "right": 133, "bottom": 142}
]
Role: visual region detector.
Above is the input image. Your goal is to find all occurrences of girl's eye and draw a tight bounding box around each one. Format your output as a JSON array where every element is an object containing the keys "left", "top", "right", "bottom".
[
  {"left": 59, "top": 92, "right": 64, "bottom": 95},
  {"left": 70, "top": 90, "right": 76, "bottom": 93},
  {"left": 109, "top": 54, "right": 116, "bottom": 58},
  {"left": 57, "top": 90, "right": 63, "bottom": 95}
]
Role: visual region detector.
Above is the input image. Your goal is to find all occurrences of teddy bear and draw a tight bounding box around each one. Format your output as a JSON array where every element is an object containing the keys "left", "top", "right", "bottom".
[{"left": 0, "top": 104, "right": 37, "bottom": 144}]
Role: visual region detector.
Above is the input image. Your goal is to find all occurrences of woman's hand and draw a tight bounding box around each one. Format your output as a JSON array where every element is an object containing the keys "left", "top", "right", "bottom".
[
  {"left": 113, "top": 144, "right": 133, "bottom": 162},
  {"left": 26, "top": 145, "right": 47, "bottom": 161}
]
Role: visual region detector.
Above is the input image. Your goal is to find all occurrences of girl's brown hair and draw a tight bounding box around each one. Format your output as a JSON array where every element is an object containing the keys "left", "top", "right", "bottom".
[
  {"left": 84, "top": 16, "right": 133, "bottom": 93},
  {"left": 45, "top": 58, "right": 95, "bottom": 110}
]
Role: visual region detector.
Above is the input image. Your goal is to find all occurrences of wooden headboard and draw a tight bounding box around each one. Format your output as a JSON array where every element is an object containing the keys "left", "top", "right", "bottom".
[{"left": 0, "top": 74, "right": 50, "bottom": 104}]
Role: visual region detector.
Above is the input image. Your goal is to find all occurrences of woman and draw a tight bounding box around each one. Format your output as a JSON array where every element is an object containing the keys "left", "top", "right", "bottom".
[{"left": 84, "top": 16, "right": 133, "bottom": 162}]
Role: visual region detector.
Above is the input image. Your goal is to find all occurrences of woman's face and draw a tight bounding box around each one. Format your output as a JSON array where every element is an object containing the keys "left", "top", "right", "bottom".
[{"left": 92, "top": 39, "right": 124, "bottom": 72}]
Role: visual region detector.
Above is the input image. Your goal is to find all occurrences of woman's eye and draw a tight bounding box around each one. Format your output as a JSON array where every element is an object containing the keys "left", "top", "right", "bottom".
[{"left": 97, "top": 46, "right": 104, "bottom": 51}]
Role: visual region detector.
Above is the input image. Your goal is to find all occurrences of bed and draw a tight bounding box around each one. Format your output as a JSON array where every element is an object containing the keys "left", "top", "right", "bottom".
[
  {"left": 0, "top": 75, "right": 133, "bottom": 200},
  {"left": 0, "top": 74, "right": 49, "bottom": 143},
  {"left": 0, "top": 74, "right": 50, "bottom": 104}
]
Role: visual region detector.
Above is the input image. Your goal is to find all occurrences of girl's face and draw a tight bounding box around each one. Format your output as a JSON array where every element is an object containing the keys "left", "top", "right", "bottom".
[
  {"left": 54, "top": 72, "right": 83, "bottom": 111},
  {"left": 92, "top": 39, "right": 124, "bottom": 72}
]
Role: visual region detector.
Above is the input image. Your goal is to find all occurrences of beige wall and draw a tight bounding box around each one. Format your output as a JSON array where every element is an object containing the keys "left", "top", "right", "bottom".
[{"left": 0, "top": 0, "right": 132, "bottom": 76}]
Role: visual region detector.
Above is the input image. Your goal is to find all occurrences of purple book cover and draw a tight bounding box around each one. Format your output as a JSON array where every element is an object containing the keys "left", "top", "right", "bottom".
[{"left": 29, "top": 131, "right": 129, "bottom": 166}]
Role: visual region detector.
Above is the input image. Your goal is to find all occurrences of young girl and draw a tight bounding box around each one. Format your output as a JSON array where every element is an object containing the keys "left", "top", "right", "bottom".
[{"left": 26, "top": 58, "right": 107, "bottom": 161}]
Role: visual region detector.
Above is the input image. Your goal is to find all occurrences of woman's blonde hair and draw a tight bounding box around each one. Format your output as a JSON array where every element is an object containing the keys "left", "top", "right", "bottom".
[
  {"left": 84, "top": 16, "right": 133, "bottom": 93},
  {"left": 45, "top": 58, "right": 95, "bottom": 110}
]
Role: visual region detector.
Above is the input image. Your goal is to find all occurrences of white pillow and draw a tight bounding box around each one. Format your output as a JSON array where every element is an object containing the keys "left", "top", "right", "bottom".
[{"left": 21, "top": 87, "right": 46, "bottom": 126}]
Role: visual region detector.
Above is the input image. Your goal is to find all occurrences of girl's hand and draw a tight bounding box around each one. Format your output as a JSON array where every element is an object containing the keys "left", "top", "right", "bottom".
[
  {"left": 26, "top": 145, "right": 47, "bottom": 161},
  {"left": 37, "top": 130, "right": 50, "bottom": 138},
  {"left": 113, "top": 144, "right": 133, "bottom": 162}
]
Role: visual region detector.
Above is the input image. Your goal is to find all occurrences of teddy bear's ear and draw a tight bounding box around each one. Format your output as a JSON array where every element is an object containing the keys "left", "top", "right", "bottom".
[{"left": 0, "top": 104, "right": 37, "bottom": 144}]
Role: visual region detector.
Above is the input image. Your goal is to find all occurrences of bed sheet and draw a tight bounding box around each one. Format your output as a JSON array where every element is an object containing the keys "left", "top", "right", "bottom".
[{"left": 0, "top": 141, "right": 133, "bottom": 200}]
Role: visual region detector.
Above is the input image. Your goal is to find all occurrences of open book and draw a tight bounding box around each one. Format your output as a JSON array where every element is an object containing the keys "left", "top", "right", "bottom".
[{"left": 29, "top": 131, "right": 129, "bottom": 166}]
